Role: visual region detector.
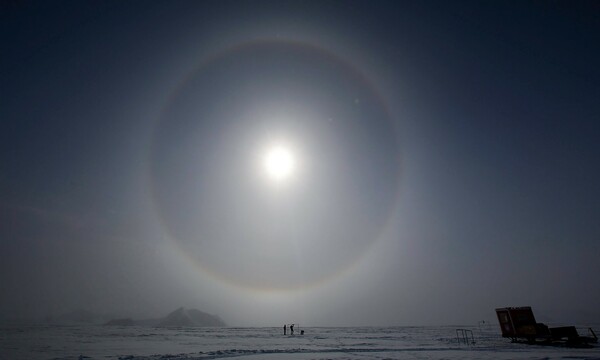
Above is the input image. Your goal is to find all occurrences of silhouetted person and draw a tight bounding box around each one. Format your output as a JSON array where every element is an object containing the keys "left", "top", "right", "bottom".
[
  {"left": 283, "top": 324, "right": 286, "bottom": 335},
  {"left": 290, "top": 324, "right": 294, "bottom": 335}
]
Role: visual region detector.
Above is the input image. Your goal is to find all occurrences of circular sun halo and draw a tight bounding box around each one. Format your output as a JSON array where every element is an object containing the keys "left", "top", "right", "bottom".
[{"left": 264, "top": 145, "right": 295, "bottom": 182}]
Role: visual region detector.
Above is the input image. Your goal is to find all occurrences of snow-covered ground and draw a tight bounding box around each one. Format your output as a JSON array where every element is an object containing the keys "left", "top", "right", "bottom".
[{"left": 1, "top": 324, "right": 598, "bottom": 360}]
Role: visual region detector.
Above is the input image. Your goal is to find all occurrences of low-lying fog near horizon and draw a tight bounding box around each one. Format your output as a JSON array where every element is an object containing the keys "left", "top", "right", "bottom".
[{"left": 1, "top": 1, "right": 599, "bottom": 327}]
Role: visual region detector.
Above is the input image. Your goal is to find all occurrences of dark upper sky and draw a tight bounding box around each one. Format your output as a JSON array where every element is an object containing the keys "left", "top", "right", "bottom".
[{"left": 1, "top": 1, "right": 599, "bottom": 326}]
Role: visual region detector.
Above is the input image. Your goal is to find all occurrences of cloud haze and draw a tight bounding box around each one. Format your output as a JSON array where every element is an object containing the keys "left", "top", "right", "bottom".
[{"left": 1, "top": 1, "right": 599, "bottom": 326}]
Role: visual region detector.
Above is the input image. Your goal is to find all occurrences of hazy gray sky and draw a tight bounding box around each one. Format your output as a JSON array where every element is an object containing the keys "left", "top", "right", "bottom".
[{"left": 1, "top": 1, "right": 599, "bottom": 326}]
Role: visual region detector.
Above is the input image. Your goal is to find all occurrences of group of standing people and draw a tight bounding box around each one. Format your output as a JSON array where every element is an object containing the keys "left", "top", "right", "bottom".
[{"left": 283, "top": 323, "right": 304, "bottom": 335}]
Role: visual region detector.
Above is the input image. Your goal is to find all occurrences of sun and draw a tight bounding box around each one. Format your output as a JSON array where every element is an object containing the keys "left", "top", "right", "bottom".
[{"left": 263, "top": 145, "right": 295, "bottom": 182}]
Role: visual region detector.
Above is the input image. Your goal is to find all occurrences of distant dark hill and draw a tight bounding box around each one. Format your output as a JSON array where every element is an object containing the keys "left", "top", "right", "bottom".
[
  {"left": 50, "top": 307, "right": 225, "bottom": 327},
  {"left": 158, "top": 307, "right": 226, "bottom": 327}
]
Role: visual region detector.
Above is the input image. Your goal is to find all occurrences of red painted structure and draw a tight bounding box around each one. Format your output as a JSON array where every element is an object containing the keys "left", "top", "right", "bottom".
[
  {"left": 495, "top": 306, "right": 597, "bottom": 347},
  {"left": 496, "top": 306, "right": 538, "bottom": 339}
]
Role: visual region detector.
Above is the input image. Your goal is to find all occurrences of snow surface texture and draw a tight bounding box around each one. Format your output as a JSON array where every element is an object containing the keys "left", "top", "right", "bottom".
[{"left": 1, "top": 325, "right": 598, "bottom": 360}]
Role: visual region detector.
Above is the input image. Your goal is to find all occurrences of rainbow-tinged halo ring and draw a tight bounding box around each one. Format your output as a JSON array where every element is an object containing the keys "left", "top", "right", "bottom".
[{"left": 149, "top": 39, "right": 403, "bottom": 292}]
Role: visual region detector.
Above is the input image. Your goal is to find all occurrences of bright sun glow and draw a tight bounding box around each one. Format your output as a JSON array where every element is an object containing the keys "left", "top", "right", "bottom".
[{"left": 263, "top": 145, "right": 295, "bottom": 182}]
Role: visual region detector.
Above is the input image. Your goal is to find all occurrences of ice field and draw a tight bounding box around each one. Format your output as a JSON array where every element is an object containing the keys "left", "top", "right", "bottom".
[{"left": 1, "top": 324, "right": 599, "bottom": 360}]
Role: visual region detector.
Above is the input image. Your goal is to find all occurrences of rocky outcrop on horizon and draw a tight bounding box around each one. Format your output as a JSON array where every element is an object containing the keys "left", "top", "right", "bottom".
[
  {"left": 157, "top": 307, "right": 226, "bottom": 327},
  {"left": 47, "top": 307, "right": 226, "bottom": 327}
]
